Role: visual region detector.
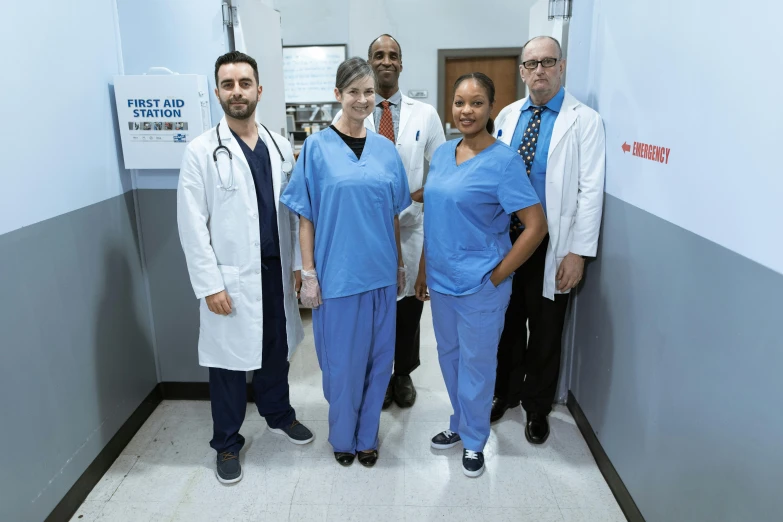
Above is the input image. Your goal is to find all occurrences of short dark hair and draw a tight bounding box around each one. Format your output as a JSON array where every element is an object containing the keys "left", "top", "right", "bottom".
[
  {"left": 214, "top": 51, "right": 259, "bottom": 85},
  {"left": 521, "top": 36, "right": 563, "bottom": 60},
  {"left": 453, "top": 72, "right": 496, "bottom": 134},
  {"left": 335, "top": 57, "right": 376, "bottom": 92},
  {"left": 367, "top": 34, "right": 402, "bottom": 60}
]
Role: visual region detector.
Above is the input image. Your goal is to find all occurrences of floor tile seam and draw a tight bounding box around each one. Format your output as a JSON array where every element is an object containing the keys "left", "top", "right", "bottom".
[{"left": 105, "top": 454, "right": 141, "bottom": 503}]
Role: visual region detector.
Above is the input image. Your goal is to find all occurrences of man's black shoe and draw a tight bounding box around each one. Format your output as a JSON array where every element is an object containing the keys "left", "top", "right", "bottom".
[
  {"left": 393, "top": 374, "right": 417, "bottom": 408},
  {"left": 525, "top": 412, "right": 550, "bottom": 444},
  {"left": 382, "top": 379, "right": 394, "bottom": 410},
  {"left": 490, "top": 396, "right": 509, "bottom": 423}
]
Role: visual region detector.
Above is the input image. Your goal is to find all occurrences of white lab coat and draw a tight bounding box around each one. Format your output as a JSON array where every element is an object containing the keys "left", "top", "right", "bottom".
[
  {"left": 494, "top": 90, "right": 606, "bottom": 300},
  {"left": 177, "top": 117, "right": 304, "bottom": 371},
  {"left": 334, "top": 94, "right": 445, "bottom": 298}
]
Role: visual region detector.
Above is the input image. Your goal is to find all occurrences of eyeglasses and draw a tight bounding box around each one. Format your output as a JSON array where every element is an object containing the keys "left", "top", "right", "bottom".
[{"left": 522, "top": 58, "right": 559, "bottom": 70}]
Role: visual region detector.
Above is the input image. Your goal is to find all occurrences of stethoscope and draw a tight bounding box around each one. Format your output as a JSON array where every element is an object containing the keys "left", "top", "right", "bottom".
[{"left": 213, "top": 122, "right": 293, "bottom": 190}]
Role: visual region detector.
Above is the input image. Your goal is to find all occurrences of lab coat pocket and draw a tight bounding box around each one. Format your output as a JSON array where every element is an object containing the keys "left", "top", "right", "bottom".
[
  {"left": 556, "top": 215, "right": 576, "bottom": 259},
  {"left": 399, "top": 201, "right": 423, "bottom": 228},
  {"left": 218, "top": 265, "right": 241, "bottom": 298},
  {"left": 199, "top": 265, "right": 241, "bottom": 342}
]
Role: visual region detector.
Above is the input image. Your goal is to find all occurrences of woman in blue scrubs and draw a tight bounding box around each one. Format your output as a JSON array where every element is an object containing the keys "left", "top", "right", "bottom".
[
  {"left": 415, "top": 73, "right": 547, "bottom": 477},
  {"left": 280, "top": 57, "right": 410, "bottom": 468}
]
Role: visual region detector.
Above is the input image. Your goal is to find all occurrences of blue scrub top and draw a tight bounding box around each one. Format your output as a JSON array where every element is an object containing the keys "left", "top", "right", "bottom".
[
  {"left": 280, "top": 127, "right": 411, "bottom": 299},
  {"left": 424, "top": 139, "right": 540, "bottom": 296},
  {"left": 231, "top": 129, "right": 280, "bottom": 259}
]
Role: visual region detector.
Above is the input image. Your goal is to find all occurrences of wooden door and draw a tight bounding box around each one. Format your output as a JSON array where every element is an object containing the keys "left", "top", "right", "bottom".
[{"left": 443, "top": 56, "right": 519, "bottom": 128}]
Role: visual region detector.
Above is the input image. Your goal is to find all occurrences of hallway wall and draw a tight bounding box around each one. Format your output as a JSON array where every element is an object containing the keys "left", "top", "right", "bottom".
[
  {"left": 0, "top": 2, "right": 157, "bottom": 520},
  {"left": 565, "top": 0, "right": 783, "bottom": 520}
]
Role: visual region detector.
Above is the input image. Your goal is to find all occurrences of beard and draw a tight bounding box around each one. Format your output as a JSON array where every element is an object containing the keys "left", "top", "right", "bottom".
[{"left": 220, "top": 96, "right": 257, "bottom": 120}]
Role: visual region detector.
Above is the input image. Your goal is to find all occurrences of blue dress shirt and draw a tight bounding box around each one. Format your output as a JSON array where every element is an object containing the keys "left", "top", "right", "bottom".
[{"left": 509, "top": 87, "right": 565, "bottom": 214}]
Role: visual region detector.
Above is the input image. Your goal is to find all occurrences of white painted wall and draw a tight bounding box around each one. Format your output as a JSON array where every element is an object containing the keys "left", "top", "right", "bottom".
[
  {"left": 278, "top": 0, "right": 539, "bottom": 113},
  {"left": 567, "top": 0, "right": 783, "bottom": 275},
  {"left": 528, "top": 0, "right": 558, "bottom": 50},
  {"left": 0, "top": 0, "right": 130, "bottom": 236}
]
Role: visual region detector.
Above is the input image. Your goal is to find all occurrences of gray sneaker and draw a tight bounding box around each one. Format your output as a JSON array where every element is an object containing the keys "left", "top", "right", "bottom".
[
  {"left": 268, "top": 420, "right": 314, "bottom": 445},
  {"left": 431, "top": 429, "right": 461, "bottom": 449},
  {"left": 215, "top": 451, "right": 242, "bottom": 484}
]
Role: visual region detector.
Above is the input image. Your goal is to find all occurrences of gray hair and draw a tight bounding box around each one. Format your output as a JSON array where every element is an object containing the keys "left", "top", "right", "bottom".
[
  {"left": 335, "top": 57, "right": 376, "bottom": 93},
  {"left": 521, "top": 36, "right": 563, "bottom": 59}
]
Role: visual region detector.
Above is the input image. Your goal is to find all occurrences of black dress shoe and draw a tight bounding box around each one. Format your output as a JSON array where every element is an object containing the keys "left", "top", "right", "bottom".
[
  {"left": 357, "top": 449, "right": 378, "bottom": 467},
  {"left": 382, "top": 379, "right": 394, "bottom": 410},
  {"left": 490, "top": 396, "right": 509, "bottom": 423},
  {"left": 393, "top": 374, "right": 417, "bottom": 408},
  {"left": 334, "top": 452, "right": 355, "bottom": 466},
  {"left": 525, "top": 412, "right": 550, "bottom": 444}
]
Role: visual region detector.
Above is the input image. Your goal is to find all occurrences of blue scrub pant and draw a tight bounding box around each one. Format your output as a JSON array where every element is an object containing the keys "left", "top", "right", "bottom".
[
  {"left": 312, "top": 285, "right": 396, "bottom": 453},
  {"left": 431, "top": 278, "right": 513, "bottom": 452},
  {"left": 208, "top": 257, "right": 295, "bottom": 455}
]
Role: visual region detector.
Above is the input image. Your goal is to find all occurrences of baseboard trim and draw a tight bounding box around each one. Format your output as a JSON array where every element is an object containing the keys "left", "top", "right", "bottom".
[
  {"left": 158, "top": 381, "right": 254, "bottom": 401},
  {"left": 46, "top": 386, "right": 162, "bottom": 522},
  {"left": 567, "top": 390, "right": 645, "bottom": 522}
]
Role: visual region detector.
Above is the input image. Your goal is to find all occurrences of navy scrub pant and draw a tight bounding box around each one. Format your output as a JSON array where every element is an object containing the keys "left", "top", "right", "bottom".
[{"left": 208, "top": 257, "right": 295, "bottom": 455}]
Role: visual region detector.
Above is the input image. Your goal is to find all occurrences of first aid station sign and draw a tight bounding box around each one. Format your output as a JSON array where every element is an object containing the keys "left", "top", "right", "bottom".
[{"left": 114, "top": 73, "right": 211, "bottom": 169}]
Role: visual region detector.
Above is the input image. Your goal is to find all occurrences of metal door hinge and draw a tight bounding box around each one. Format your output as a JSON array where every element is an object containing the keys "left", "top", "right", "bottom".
[{"left": 222, "top": 2, "right": 238, "bottom": 27}]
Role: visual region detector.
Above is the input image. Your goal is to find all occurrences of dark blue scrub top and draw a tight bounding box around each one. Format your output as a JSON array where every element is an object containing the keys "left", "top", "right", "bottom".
[{"left": 231, "top": 129, "right": 280, "bottom": 259}]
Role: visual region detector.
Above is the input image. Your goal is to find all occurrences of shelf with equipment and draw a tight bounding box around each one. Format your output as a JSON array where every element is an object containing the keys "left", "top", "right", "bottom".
[{"left": 283, "top": 44, "right": 347, "bottom": 147}]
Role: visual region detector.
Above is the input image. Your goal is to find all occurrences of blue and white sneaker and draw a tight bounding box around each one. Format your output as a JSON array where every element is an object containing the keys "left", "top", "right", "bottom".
[
  {"left": 268, "top": 420, "right": 314, "bottom": 445},
  {"left": 430, "top": 429, "right": 461, "bottom": 449},
  {"left": 215, "top": 451, "right": 242, "bottom": 484},
  {"left": 462, "top": 449, "right": 485, "bottom": 478}
]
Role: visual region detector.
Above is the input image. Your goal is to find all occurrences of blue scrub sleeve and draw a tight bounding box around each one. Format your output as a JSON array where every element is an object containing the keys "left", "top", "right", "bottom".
[
  {"left": 498, "top": 153, "right": 540, "bottom": 214},
  {"left": 393, "top": 154, "right": 412, "bottom": 215},
  {"left": 280, "top": 139, "right": 313, "bottom": 222}
]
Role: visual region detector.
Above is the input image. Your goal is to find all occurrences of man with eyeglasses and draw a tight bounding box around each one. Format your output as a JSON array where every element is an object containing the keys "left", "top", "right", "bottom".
[{"left": 491, "top": 36, "right": 606, "bottom": 444}]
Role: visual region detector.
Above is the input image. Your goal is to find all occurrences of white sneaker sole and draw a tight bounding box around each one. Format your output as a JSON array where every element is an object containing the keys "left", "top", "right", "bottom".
[
  {"left": 463, "top": 464, "right": 485, "bottom": 478},
  {"left": 430, "top": 439, "right": 461, "bottom": 450},
  {"left": 267, "top": 425, "right": 315, "bottom": 445},
  {"left": 215, "top": 467, "right": 243, "bottom": 484}
]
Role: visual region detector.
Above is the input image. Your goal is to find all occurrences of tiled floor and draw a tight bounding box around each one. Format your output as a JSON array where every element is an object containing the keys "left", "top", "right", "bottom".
[{"left": 72, "top": 304, "right": 626, "bottom": 521}]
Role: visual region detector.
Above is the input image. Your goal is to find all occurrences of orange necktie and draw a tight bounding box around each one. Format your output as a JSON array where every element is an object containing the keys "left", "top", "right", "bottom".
[{"left": 378, "top": 101, "right": 395, "bottom": 142}]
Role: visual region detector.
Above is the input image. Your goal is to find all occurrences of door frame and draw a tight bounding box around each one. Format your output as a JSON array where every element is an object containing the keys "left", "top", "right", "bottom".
[{"left": 437, "top": 47, "right": 526, "bottom": 127}]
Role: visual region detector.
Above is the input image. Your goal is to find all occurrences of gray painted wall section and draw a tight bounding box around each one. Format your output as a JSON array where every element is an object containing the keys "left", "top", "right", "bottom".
[
  {"left": 0, "top": 193, "right": 158, "bottom": 522},
  {"left": 137, "top": 189, "right": 205, "bottom": 382},
  {"left": 571, "top": 194, "right": 783, "bottom": 522}
]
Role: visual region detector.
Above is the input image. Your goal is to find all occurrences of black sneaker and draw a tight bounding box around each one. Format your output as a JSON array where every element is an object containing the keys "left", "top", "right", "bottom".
[
  {"left": 430, "top": 429, "right": 461, "bottom": 450},
  {"left": 268, "top": 419, "right": 314, "bottom": 445},
  {"left": 215, "top": 451, "right": 242, "bottom": 484},
  {"left": 462, "top": 449, "right": 485, "bottom": 477}
]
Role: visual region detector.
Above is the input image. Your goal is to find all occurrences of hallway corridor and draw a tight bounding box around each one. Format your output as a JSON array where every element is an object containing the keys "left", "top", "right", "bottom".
[{"left": 71, "top": 305, "right": 625, "bottom": 521}]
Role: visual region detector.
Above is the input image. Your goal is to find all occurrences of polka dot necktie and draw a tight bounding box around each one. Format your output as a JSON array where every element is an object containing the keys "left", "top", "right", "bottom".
[
  {"left": 378, "top": 101, "right": 395, "bottom": 143},
  {"left": 510, "top": 106, "right": 545, "bottom": 237}
]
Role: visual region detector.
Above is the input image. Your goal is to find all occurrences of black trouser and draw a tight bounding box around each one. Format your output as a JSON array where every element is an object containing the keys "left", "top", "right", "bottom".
[
  {"left": 393, "top": 295, "right": 424, "bottom": 376},
  {"left": 494, "top": 237, "right": 569, "bottom": 416},
  {"left": 208, "top": 257, "right": 295, "bottom": 454}
]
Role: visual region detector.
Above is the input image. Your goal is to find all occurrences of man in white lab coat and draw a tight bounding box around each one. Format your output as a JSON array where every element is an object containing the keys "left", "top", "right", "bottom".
[
  {"left": 334, "top": 34, "right": 446, "bottom": 409},
  {"left": 177, "top": 51, "right": 313, "bottom": 484},
  {"left": 490, "top": 37, "right": 606, "bottom": 443}
]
